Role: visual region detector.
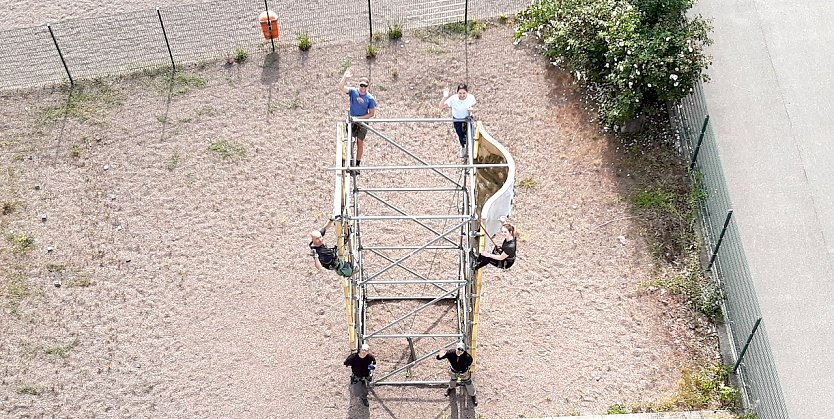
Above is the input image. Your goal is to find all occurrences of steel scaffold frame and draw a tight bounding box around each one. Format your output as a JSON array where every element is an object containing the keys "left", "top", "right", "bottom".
[{"left": 332, "top": 116, "right": 506, "bottom": 387}]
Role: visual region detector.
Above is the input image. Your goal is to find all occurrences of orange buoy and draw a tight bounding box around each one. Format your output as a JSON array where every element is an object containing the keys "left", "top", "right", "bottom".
[{"left": 259, "top": 11, "right": 279, "bottom": 40}]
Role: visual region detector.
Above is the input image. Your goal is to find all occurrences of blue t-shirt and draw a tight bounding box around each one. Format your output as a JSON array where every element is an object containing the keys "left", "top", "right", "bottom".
[{"left": 348, "top": 88, "right": 377, "bottom": 117}]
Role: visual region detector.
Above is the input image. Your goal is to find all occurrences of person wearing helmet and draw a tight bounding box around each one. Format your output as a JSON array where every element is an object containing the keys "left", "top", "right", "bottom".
[
  {"left": 344, "top": 342, "right": 376, "bottom": 407},
  {"left": 436, "top": 342, "right": 477, "bottom": 406}
]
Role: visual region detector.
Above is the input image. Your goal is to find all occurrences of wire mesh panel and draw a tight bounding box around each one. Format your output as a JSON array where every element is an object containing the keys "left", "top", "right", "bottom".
[
  {"left": 672, "top": 82, "right": 790, "bottom": 419},
  {"left": 0, "top": 25, "right": 68, "bottom": 90},
  {"left": 375, "top": 0, "right": 466, "bottom": 31},
  {"left": 162, "top": 0, "right": 264, "bottom": 63},
  {"left": 50, "top": 9, "right": 171, "bottom": 80},
  {"left": 469, "top": 0, "right": 528, "bottom": 20},
  {"left": 268, "top": 0, "right": 368, "bottom": 44}
]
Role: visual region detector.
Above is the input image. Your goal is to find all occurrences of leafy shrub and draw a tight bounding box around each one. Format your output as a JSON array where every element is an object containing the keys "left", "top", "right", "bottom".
[
  {"left": 233, "top": 47, "right": 248, "bottom": 64},
  {"left": 516, "top": 0, "right": 712, "bottom": 126}
]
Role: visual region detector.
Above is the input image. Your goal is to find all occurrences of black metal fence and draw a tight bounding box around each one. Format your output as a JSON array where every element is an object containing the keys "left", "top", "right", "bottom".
[
  {"left": 671, "top": 82, "right": 790, "bottom": 418},
  {"left": 0, "top": 0, "right": 526, "bottom": 91}
]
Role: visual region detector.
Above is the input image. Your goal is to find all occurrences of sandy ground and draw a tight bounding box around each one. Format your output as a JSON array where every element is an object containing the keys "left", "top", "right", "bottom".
[{"left": 0, "top": 21, "right": 720, "bottom": 418}]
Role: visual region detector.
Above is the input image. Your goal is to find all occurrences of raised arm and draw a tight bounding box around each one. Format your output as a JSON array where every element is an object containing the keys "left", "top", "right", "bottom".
[
  {"left": 439, "top": 87, "right": 450, "bottom": 109},
  {"left": 339, "top": 68, "right": 352, "bottom": 94}
]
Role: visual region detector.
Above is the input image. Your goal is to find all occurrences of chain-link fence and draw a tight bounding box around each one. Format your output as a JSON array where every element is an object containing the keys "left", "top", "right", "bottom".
[
  {"left": 0, "top": 0, "right": 526, "bottom": 91},
  {"left": 672, "top": 82, "right": 789, "bottom": 419}
]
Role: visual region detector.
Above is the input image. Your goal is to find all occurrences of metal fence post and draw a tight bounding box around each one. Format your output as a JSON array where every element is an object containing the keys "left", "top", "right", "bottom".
[
  {"left": 263, "top": 0, "right": 275, "bottom": 53},
  {"left": 733, "top": 317, "right": 762, "bottom": 373},
  {"left": 157, "top": 8, "right": 176, "bottom": 71},
  {"left": 707, "top": 209, "right": 733, "bottom": 270},
  {"left": 689, "top": 115, "right": 710, "bottom": 170},
  {"left": 47, "top": 24, "right": 73, "bottom": 86},
  {"left": 367, "top": 0, "right": 373, "bottom": 41}
]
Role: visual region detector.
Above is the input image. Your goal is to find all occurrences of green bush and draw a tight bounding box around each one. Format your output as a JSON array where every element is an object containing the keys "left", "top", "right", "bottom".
[{"left": 516, "top": 0, "right": 712, "bottom": 126}]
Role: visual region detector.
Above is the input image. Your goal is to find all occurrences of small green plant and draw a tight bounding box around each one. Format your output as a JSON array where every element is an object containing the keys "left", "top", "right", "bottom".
[
  {"left": 633, "top": 187, "right": 678, "bottom": 215},
  {"left": 387, "top": 22, "right": 403, "bottom": 40},
  {"left": 518, "top": 177, "right": 538, "bottom": 190},
  {"left": 167, "top": 151, "right": 180, "bottom": 171},
  {"left": 17, "top": 385, "right": 43, "bottom": 395},
  {"left": 498, "top": 14, "right": 508, "bottom": 23},
  {"left": 372, "top": 31, "right": 385, "bottom": 43},
  {"left": 365, "top": 44, "right": 377, "bottom": 59},
  {"left": 426, "top": 45, "right": 447, "bottom": 54},
  {"left": 8, "top": 232, "right": 35, "bottom": 252},
  {"left": 607, "top": 404, "right": 629, "bottom": 414},
  {"left": 298, "top": 33, "right": 311, "bottom": 51},
  {"left": 44, "top": 338, "right": 79, "bottom": 359},
  {"left": 287, "top": 94, "right": 302, "bottom": 110},
  {"left": 234, "top": 47, "right": 248, "bottom": 63},
  {"left": 208, "top": 139, "right": 246, "bottom": 160},
  {"left": 156, "top": 114, "right": 167, "bottom": 124}
]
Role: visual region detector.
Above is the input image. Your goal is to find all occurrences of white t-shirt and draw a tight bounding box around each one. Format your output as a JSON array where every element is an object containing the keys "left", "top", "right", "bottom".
[{"left": 444, "top": 94, "right": 476, "bottom": 120}]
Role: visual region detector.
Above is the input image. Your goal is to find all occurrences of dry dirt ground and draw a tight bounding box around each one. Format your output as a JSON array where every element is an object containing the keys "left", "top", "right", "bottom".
[{"left": 0, "top": 23, "right": 719, "bottom": 418}]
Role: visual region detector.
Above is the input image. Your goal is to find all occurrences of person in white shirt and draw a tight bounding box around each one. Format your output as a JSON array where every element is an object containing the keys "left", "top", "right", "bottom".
[{"left": 440, "top": 83, "right": 477, "bottom": 157}]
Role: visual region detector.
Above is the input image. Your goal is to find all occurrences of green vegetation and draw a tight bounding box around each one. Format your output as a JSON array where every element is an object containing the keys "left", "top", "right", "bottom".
[
  {"left": 17, "top": 385, "right": 43, "bottom": 396},
  {"left": 208, "top": 139, "right": 246, "bottom": 160},
  {"left": 167, "top": 151, "right": 180, "bottom": 171},
  {"left": 38, "top": 81, "right": 123, "bottom": 123},
  {"left": 517, "top": 177, "right": 538, "bottom": 190},
  {"left": 44, "top": 338, "right": 80, "bottom": 359},
  {"left": 8, "top": 232, "right": 35, "bottom": 253},
  {"left": 365, "top": 44, "right": 377, "bottom": 59},
  {"left": 607, "top": 403, "right": 629, "bottom": 414},
  {"left": 234, "top": 47, "right": 248, "bottom": 64},
  {"left": 298, "top": 33, "right": 311, "bottom": 51},
  {"left": 167, "top": 72, "right": 208, "bottom": 96},
  {"left": 516, "top": 0, "right": 712, "bottom": 126},
  {"left": 612, "top": 362, "right": 741, "bottom": 412},
  {"left": 196, "top": 105, "right": 215, "bottom": 116},
  {"left": 372, "top": 31, "right": 385, "bottom": 43},
  {"left": 387, "top": 22, "right": 403, "bottom": 40}
]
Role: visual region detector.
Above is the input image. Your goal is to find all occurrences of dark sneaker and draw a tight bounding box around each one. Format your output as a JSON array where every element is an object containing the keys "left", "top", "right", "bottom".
[
  {"left": 361, "top": 397, "right": 369, "bottom": 407},
  {"left": 445, "top": 388, "right": 454, "bottom": 397},
  {"left": 471, "top": 395, "right": 477, "bottom": 406}
]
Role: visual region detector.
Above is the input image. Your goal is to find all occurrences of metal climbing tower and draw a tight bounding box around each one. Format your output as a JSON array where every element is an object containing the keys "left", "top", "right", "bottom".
[{"left": 331, "top": 116, "right": 514, "bottom": 386}]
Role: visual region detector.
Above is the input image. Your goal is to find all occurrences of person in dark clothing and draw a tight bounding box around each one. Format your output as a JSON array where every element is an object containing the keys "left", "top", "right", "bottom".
[
  {"left": 436, "top": 342, "right": 477, "bottom": 406},
  {"left": 309, "top": 217, "right": 353, "bottom": 277},
  {"left": 472, "top": 224, "right": 517, "bottom": 271},
  {"left": 344, "top": 343, "right": 376, "bottom": 407}
]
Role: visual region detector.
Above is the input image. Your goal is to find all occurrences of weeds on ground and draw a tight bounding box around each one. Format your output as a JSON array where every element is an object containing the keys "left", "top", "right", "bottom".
[
  {"left": 38, "top": 81, "right": 123, "bottom": 123},
  {"left": 7, "top": 232, "right": 35, "bottom": 252},
  {"left": 43, "top": 338, "right": 80, "bottom": 359},
  {"left": 518, "top": 177, "right": 538, "bottom": 190},
  {"left": 2, "top": 200, "right": 21, "bottom": 215},
  {"left": 45, "top": 263, "right": 65, "bottom": 273},
  {"left": 607, "top": 403, "right": 628, "bottom": 414},
  {"left": 365, "top": 44, "right": 378, "bottom": 59},
  {"left": 298, "top": 33, "right": 311, "bottom": 51},
  {"left": 17, "top": 385, "right": 43, "bottom": 396},
  {"left": 4, "top": 272, "right": 31, "bottom": 314},
  {"left": 372, "top": 32, "right": 385, "bottom": 43},
  {"left": 619, "top": 362, "right": 738, "bottom": 413},
  {"left": 418, "top": 20, "right": 486, "bottom": 42},
  {"left": 196, "top": 105, "right": 215, "bottom": 116},
  {"left": 167, "top": 152, "right": 180, "bottom": 171},
  {"left": 208, "top": 139, "right": 246, "bottom": 160},
  {"left": 233, "top": 47, "right": 248, "bottom": 64},
  {"left": 387, "top": 22, "right": 403, "bottom": 40},
  {"left": 167, "top": 72, "right": 208, "bottom": 96}
]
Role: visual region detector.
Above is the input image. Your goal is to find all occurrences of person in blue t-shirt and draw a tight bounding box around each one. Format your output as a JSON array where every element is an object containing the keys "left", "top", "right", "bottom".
[{"left": 338, "top": 68, "right": 377, "bottom": 175}]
